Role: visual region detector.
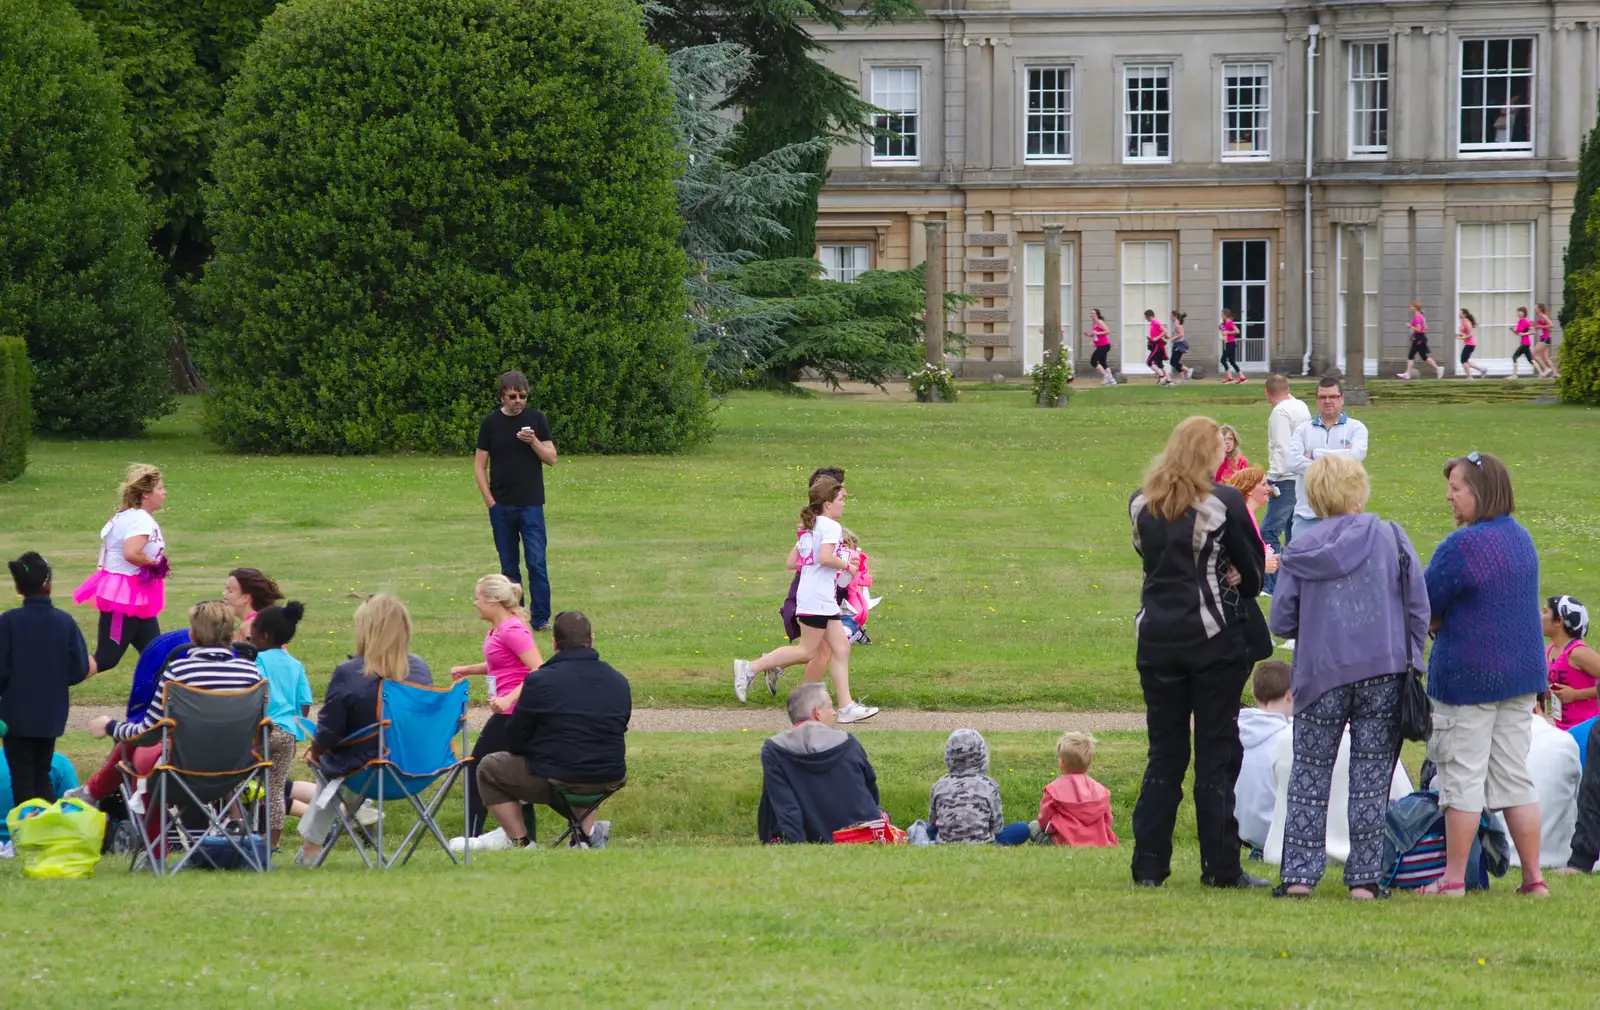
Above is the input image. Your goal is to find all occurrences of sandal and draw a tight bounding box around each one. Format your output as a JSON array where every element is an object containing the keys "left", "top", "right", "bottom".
[
  {"left": 1348, "top": 886, "right": 1391, "bottom": 901},
  {"left": 1271, "top": 883, "right": 1311, "bottom": 899},
  {"left": 1416, "top": 879, "right": 1466, "bottom": 897},
  {"left": 1516, "top": 880, "right": 1551, "bottom": 897}
]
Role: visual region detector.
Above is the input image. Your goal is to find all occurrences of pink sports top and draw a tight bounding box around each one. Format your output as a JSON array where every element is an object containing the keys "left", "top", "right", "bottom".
[
  {"left": 1536, "top": 318, "right": 1552, "bottom": 341},
  {"left": 1410, "top": 313, "right": 1426, "bottom": 335},
  {"left": 1515, "top": 318, "right": 1532, "bottom": 344},
  {"left": 1148, "top": 319, "right": 1165, "bottom": 341},
  {"left": 1220, "top": 319, "right": 1238, "bottom": 343},
  {"left": 1549, "top": 639, "right": 1599, "bottom": 730},
  {"left": 1459, "top": 323, "right": 1476, "bottom": 346},
  {"left": 1091, "top": 321, "right": 1110, "bottom": 347}
]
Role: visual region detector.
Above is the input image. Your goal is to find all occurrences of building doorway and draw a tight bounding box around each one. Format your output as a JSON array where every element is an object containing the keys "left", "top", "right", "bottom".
[{"left": 1220, "top": 239, "right": 1270, "bottom": 371}]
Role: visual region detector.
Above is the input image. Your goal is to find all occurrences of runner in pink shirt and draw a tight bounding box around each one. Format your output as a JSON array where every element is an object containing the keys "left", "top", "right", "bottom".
[
  {"left": 1510, "top": 306, "right": 1535, "bottom": 379},
  {"left": 1398, "top": 301, "right": 1444, "bottom": 380},
  {"left": 1533, "top": 303, "right": 1557, "bottom": 378},
  {"left": 1457, "top": 309, "right": 1487, "bottom": 379},
  {"left": 1088, "top": 308, "right": 1116, "bottom": 386},
  {"left": 1143, "top": 309, "right": 1172, "bottom": 385},
  {"left": 1218, "top": 308, "right": 1244, "bottom": 384}
]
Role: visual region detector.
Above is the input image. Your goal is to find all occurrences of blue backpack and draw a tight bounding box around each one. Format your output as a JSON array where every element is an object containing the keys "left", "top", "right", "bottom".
[
  {"left": 1381, "top": 789, "right": 1509, "bottom": 891},
  {"left": 126, "top": 630, "right": 192, "bottom": 722}
]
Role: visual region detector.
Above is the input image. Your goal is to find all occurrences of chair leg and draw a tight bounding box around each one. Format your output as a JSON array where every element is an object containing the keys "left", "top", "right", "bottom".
[{"left": 395, "top": 767, "right": 464, "bottom": 867}]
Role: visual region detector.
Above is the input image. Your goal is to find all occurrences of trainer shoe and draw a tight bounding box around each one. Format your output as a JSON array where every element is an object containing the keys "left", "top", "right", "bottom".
[
  {"left": 60, "top": 785, "right": 95, "bottom": 806},
  {"left": 733, "top": 659, "right": 756, "bottom": 702},
  {"left": 588, "top": 821, "right": 611, "bottom": 850},
  {"left": 448, "top": 827, "right": 517, "bottom": 854},
  {"left": 764, "top": 666, "right": 785, "bottom": 696},
  {"left": 835, "top": 701, "right": 879, "bottom": 724},
  {"left": 354, "top": 803, "right": 382, "bottom": 828},
  {"left": 1277, "top": 638, "right": 1296, "bottom": 652}
]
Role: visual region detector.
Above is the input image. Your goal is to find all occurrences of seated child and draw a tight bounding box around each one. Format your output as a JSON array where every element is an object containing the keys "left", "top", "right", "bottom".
[
  {"left": 251, "top": 602, "right": 311, "bottom": 851},
  {"left": 1235, "top": 660, "right": 1293, "bottom": 854},
  {"left": 1034, "top": 731, "right": 1117, "bottom": 847},
  {"left": 927, "top": 729, "right": 1030, "bottom": 844}
]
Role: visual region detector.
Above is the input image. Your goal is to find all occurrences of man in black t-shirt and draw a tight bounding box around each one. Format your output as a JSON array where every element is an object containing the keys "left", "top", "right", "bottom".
[{"left": 474, "top": 370, "right": 557, "bottom": 629}]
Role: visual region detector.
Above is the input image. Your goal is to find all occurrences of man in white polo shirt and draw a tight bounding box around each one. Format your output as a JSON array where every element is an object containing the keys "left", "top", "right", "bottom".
[
  {"left": 1261, "top": 374, "right": 1310, "bottom": 597},
  {"left": 1287, "top": 376, "right": 1369, "bottom": 539}
]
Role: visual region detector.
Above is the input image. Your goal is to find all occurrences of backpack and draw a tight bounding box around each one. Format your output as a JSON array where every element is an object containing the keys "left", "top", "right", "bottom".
[{"left": 1381, "top": 790, "right": 1509, "bottom": 891}]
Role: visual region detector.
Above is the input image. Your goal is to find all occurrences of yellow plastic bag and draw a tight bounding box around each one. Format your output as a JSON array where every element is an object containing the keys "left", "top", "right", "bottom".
[{"left": 6, "top": 798, "right": 107, "bottom": 879}]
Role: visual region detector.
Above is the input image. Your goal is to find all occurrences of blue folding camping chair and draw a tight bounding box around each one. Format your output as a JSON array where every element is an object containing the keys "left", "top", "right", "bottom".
[{"left": 304, "top": 679, "right": 473, "bottom": 869}]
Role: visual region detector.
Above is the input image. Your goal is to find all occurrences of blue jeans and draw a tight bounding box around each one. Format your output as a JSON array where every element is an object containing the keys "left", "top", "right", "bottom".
[
  {"left": 1259, "top": 480, "right": 1296, "bottom": 595},
  {"left": 1292, "top": 513, "right": 1321, "bottom": 540},
  {"left": 488, "top": 504, "right": 551, "bottom": 626}
]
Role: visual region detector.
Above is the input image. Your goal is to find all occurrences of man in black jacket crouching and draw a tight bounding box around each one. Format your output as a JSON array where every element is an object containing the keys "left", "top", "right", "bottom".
[{"left": 758, "top": 682, "right": 881, "bottom": 843}]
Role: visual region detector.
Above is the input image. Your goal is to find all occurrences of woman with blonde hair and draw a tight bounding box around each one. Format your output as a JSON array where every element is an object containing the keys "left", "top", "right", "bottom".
[
  {"left": 449, "top": 574, "right": 545, "bottom": 850},
  {"left": 1269, "top": 455, "right": 1428, "bottom": 899},
  {"left": 1215, "top": 425, "right": 1250, "bottom": 483},
  {"left": 296, "top": 594, "right": 433, "bottom": 866},
  {"left": 73, "top": 463, "right": 170, "bottom": 676},
  {"left": 1128, "top": 416, "right": 1266, "bottom": 889}
]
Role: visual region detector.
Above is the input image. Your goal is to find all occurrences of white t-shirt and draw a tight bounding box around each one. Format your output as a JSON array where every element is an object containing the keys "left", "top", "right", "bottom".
[
  {"left": 100, "top": 509, "right": 164, "bottom": 576},
  {"left": 795, "top": 515, "right": 843, "bottom": 617}
]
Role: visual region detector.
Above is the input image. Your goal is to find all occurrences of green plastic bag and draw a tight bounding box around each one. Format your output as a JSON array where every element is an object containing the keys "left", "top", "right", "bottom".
[{"left": 6, "top": 797, "right": 107, "bottom": 879}]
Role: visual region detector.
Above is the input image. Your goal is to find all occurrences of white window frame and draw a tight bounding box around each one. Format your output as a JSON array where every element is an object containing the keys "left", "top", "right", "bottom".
[
  {"left": 1024, "top": 66, "right": 1074, "bottom": 164},
  {"left": 870, "top": 67, "right": 921, "bottom": 165},
  {"left": 818, "top": 244, "right": 871, "bottom": 284},
  {"left": 1120, "top": 240, "right": 1172, "bottom": 365},
  {"left": 1334, "top": 226, "right": 1380, "bottom": 377},
  {"left": 1347, "top": 42, "right": 1390, "bottom": 158},
  {"left": 1456, "top": 222, "right": 1535, "bottom": 372},
  {"left": 1123, "top": 65, "right": 1173, "bottom": 164},
  {"left": 1221, "top": 63, "right": 1271, "bottom": 161},
  {"left": 1022, "top": 241, "right": 1076, "bottom": 368},
  {"left": 1458, "top": 38, "right": 1535, "bottom": 156}
]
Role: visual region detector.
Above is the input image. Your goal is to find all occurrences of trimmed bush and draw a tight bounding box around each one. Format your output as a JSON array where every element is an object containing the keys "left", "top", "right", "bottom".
[
  {"left": 0, "top": 337, "right": 32, "bottom": 482},
  {"left": 1558, "top": 269, "right": 1600, "bottom": 404},
  {"left": 0, "top": 0, "right": 175, "bottom": 434},
  {"left": 195, "top": 0, "right": 710, "bottom": 454}
]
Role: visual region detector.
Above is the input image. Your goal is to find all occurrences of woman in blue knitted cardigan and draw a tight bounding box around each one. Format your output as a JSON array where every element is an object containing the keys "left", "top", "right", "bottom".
[{"left": 1422, "top": 451, "right": 1548, "bottom": 897}]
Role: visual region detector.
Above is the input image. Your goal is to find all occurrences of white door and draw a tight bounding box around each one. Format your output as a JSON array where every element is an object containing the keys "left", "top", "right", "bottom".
[
  {"left": 1023, "top": 241, "right": 1075, "bottom": 370},
  {"left": 1121, "top": 240, "right": 1172, "bottom": 369},
  {"left": 1334, "top": 227, "right": 1379, "bottom": 377},
  {"left": 1220, "top": 239, "right": 1270, "bottom": 371}
]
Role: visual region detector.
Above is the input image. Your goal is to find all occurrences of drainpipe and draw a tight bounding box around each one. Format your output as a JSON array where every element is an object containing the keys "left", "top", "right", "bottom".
[{"left": 1301, "top": 23, "right": 1320, "bottom": 377}]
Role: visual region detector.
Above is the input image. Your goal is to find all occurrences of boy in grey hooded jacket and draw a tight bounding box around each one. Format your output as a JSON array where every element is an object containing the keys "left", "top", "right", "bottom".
[{"left": 929, "top": 729, "right": 1005, "bottom": 843}]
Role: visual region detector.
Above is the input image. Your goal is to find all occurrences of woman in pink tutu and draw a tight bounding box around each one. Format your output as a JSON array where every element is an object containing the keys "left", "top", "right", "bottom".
[{"left": 73, "top": 464, "right": 170, "bottom": 676}]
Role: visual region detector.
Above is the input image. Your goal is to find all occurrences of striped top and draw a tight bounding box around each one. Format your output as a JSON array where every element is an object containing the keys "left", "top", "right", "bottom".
[{"left": 110, "top": 646, "right": 262, "bottom": 741}]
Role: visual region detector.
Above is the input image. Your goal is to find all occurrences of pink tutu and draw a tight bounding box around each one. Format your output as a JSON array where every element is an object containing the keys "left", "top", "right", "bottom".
[{"left": 74, "top": 569, "right": 164, "bottom": 619}]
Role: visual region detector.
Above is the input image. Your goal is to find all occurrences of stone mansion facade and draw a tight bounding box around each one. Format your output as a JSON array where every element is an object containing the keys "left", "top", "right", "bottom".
[{"left": 810, "top": 0, "right": 1600, "bottom": 376}]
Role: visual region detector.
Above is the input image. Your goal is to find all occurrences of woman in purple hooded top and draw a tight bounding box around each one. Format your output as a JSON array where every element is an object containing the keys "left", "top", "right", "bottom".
[{"left": 1268, "top": 454, "right": 1429, "bottom": 900}]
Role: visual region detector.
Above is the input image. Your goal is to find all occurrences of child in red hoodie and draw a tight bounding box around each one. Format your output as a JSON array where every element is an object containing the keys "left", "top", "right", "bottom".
[{"left": 1035, "top": 731, "right": 1118, "bottom": 847}]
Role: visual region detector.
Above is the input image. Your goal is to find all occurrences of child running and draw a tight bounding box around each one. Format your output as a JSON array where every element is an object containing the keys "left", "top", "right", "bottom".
[
  {"left": 773, "top": 467, "right": 845, "bottom": 697},
  {"left": 1218, "top": 308, "right": 1244, "bottom": 383},
  {"left": 1534, "top": 303, "right": 1557, "bottom": 377},
  {"left": 1034, "top": 731, "right": 1117, "bottom": 847},
  {"left": 1169, "top": 311, "right": 1192, "bottom": 382},
  {"left": 1457, "top": 309, "right": 1487, "bottom": 378},
  {"left": 1545, "top": 596, "right": 1599, "bottom": 731},
  {"left": 838, "top": 529, "right": 874, "bottom": 645},
  {"left": 1143, "top": 310, "right": 1171, "bottom": 384},
  {"left": 250, "top": 602, "right": 311, "bottom": 850},
  {"left": 1510, "top": 306, "right": 1536, "bottom": 378},
  {"left": 1088, "top": 309, "right": 1116, "bottom": 385},
  {"left": 0, "top": 553, "right": 90, "bottom": 807},
  {"left": 735, "top": 477, "right": 877, "bottom": 723},
  {"left": 1398, "top": 301, "right": 1445, "bottom": 380}
]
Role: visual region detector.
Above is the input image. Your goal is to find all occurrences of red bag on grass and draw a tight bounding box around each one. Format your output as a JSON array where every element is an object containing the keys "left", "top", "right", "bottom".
[{"left": 832, "top": 814, "right": 906, "bottom": 845}]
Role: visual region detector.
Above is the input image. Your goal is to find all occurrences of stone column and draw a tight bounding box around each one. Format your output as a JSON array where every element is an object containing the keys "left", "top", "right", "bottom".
[
  {"left": 1343, "top": 226, "right": 1370, "bottom": 404},
  {"left": 1042, "top": 224, "right": 1063, "bottom": 369},
  {"left": 922, "top": 218, "right": 947, "bottom": 401}
]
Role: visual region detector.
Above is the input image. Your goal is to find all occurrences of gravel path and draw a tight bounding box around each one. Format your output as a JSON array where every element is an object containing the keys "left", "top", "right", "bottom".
[{"left": 65, "top": 705, "right": 1144, "bottom": 735}]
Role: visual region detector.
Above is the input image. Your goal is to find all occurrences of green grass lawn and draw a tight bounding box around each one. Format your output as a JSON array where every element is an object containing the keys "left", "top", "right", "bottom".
[
  {"left": 7, "top": 730, "right": 1600, "bottom": 1006},
  {"left": 2, "top": 384, "right": 1596, "bottom": 711}
]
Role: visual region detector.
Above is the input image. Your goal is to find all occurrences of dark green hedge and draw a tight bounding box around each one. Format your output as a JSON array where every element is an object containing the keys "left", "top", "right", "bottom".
[
  {"left": 0, "top": 337, "right": 31, "bottom": 482},
  {"left": 0, "top": 0, "right": 174, "bottom": 435},
  {"left": 195, "top": 0, "right": 711, "bottom": 454}
]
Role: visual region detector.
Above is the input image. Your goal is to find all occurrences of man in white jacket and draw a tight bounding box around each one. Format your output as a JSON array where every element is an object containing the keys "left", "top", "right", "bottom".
[
  {"left": 1286, "top": 376, "right": 1369, "bottom": 539},
  {"left": 1235, "top": 660, "right": 1294, "bottom": 855},
  {"left": 1261, "top": 375, "right": 1310, "bottom": 597},
  {"left": 1508, "top": 705, "right": 1581, "bottom": 868}
]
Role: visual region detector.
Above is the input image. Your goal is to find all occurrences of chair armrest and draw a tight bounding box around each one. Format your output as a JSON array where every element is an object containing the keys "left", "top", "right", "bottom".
[{"left": 119, "top": 720, "right": 174, "bottom": 749}]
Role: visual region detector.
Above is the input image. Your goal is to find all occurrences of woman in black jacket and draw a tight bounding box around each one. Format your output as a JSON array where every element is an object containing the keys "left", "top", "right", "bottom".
[{"left": 1128, "top": 416, "right": 1266, "bottom": 889}]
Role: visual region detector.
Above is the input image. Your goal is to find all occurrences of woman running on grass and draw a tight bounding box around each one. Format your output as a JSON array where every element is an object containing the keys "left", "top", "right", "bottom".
[
  {"left": 1510, "top": 306, "right": 1536, "bottom": 378},
  {"left": 1398, "top": 302, "right": 1444, "bottom": 380},
  {"left": 1144, "top": 310, "right": 1172, "bottom": 385},
  {"left": 1088, "top": 310, "right": 1116, "bottom": 386},
  {"left": 1457, "top": 309, "right": 1487, "bottom": 379},
  {"left": 1169, "top": 311, "right": 1192, "bottom": 382},
  {"left": 1218, "top": 309, "right": 1244, "bottom": 384},
  {"left": 1533, "top": 304, "right": 1557, "bottom": 378},
  {"left": 72, "top": 464, "right": 170, "bottom": 677},
  {"left": 735, "top": 477, "right": 877, "bottom": 723}
]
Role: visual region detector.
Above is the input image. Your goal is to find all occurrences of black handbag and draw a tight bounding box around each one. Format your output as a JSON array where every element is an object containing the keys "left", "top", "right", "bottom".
[{"left": 1391, "top": 522, "right": 1433, "bottom": 742}]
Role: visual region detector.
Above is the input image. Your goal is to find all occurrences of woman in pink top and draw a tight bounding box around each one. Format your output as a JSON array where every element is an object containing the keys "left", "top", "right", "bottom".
[
  {"left": 1398, "top": 302, "right": 1444, "bottom": 380},
  {"left": 1533, "top": 303, "right": 1557, "bottom": 378},
  {"left": 1087, "top": 309, "right": 1116, "bottom": 386},
  {"left": 1218, "top": 308, "right": 1244, "bottom": 383},
  {"left": 1214, "top": 425, "right": 1250, "bottom": 483},
  {"left": 1510, "top": 306, "right": 1536, "bottom": 378},
  {"left": 1224, "top": 467, "right": 1280, "bottom": 577},
  {"left": 1457, "top": 309, "right": 1487, "bottom": 379},
  {"left": 1544, "top": 595, "right": 1600, "bottom": 731},
  {"left": 450, "top": 573, "right": 544, "bottom": 845},
  {"left": 1143, "top": 309, "right": 1172, "bottom": 384}
]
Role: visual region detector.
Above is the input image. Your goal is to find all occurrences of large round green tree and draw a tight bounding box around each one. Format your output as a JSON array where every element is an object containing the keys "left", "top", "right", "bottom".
[
  {"left": 0, "top": 0, "right": 174, "bottom": 434},
  {"left": 195, "top": 0, "right": 710, "bottom": 453}
]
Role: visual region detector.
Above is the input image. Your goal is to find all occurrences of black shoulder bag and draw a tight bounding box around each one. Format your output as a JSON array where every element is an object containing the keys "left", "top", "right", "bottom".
[{"left": 1391, "top": 521, "right": 1433, "bottom": 742}]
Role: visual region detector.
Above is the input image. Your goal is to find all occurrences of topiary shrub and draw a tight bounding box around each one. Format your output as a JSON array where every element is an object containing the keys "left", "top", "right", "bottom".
[
  {"left": 1558, "top": 308, "right": 1600, "bottom": 405},
  {"left": 0, "top": 0, "right": 174, "bottom": 435},
  {"left": 194, "top": 0, "right": 710, "bottom": 454},
  {"left": 0, "top": 337, "right": 32, "bottom": 482}
]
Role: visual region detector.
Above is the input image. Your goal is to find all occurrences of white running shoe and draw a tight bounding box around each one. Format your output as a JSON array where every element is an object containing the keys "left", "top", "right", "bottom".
[
  {"left": 836, "top": 701, "right": 880, "bottom": 724},
  {"left": 354, "top": 804, "right": 382, "bottom": 828},
  {"left": 733, "top": 660, "right": 756, "bottom": 702},
  {"left": 1396, "top": 372, "right": 1411, "bottom": 381},
  {"left": 0, "top": 840, "right": 13, "bottom": 859},
  {"left": 588, "top": 821, "right": 611, "bottom": 850},
  {"left": 765, "top": 666, "right": 784, "bottom": 696},
  {"left": 60, "top": 785, "right": 94, "bottom": 806},
  {"left": 1277, "top": 638, "right": 1296, "bottom": 652},
  {"left": 448, "top": 827, "right": 519, "bottom": 854}
]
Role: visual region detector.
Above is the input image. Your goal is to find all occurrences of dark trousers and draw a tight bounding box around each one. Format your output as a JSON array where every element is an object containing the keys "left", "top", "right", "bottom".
[
  {"left": 94, "top": 611, "right": 161, "bottom": 673},
  {"left": 1220, "top": 342, "right": 1240, "bottom": 373},
  {"left": 488, "top": 504, "right": 550, "bottom": 626},
  {"left": 1279, "top": 674, "right": 1403, "bottom": 889},
  {"left": 3, "top": 735, "right": 57, "bottom": 807},
  {"left": 1568, "top": 728, "right": 1600, "bottom": 870},
  {"left": 464, "top": 714, "right": 534, "bottom": 837},
  {"left": 1259, "top": 479, "right": 1296, "bottom": 595},
  {"left": 1132, "top": 632, "right": 1250, "bottom": 884}
]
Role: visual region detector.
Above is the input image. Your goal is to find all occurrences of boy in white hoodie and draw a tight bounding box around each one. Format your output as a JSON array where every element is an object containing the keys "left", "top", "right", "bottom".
[{"left": 1235, "top": 661, "right": 1293, "bottom": 857}]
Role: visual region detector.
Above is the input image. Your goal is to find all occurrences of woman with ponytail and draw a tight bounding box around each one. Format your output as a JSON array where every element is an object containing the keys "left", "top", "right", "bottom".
[
  {"left": 733, "top": 477, "right": 877, "bottom": 724},
  {"left": 449, "top": 574, "right": 545, "bottom": 851},
  {"left": 72, "top": 464, "right": 170, "bottom": 676},
  {"left": 250, "top": 602, "right": 311, "bottom": 849}
]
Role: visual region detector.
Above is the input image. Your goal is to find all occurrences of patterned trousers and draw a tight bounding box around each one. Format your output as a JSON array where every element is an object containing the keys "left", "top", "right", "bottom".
[{"left": 1280, "top": 673, "right": 1403, "bottom": 889}]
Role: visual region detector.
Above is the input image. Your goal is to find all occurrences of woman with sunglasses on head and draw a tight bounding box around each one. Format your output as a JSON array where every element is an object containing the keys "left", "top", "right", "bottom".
[{"left": 1421, "top": 451, "right": 1548, "bottom": 896}]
